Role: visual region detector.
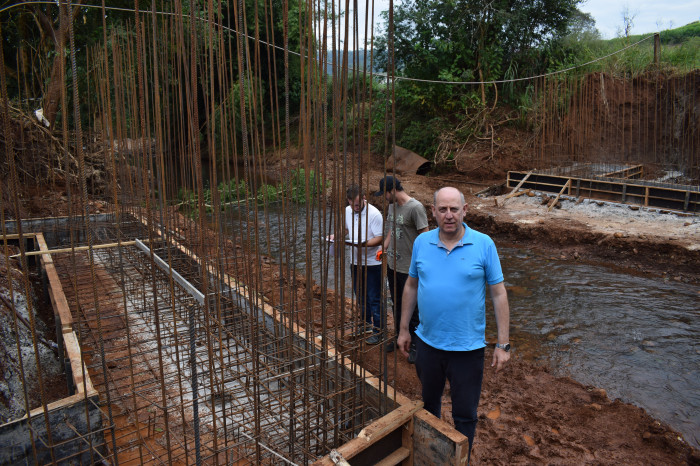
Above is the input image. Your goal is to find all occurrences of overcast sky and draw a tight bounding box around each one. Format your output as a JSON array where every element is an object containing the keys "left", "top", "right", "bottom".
[
  {"left": 357, "top": 0, "right": 700, "bottom": 41},
  {"left": 578, "top": 0, "right": 700, "bottom": 38}
]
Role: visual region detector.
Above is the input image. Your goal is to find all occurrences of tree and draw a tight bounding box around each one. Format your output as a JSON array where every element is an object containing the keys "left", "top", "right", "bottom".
[
  {"left": 366, "top": 0, "right": 594, "bottom": 161},
  {"left": 375, "top": 0, "right": 585, "bottom": 102},
  {"left": 619, "top": 5, "right": 637, "bottom": 38},
  {"left": 1, "top": 1, "right": 135, "bottom": 127},
  {"left": 32, "top": 1, "right": 81, "bottom": 128}
]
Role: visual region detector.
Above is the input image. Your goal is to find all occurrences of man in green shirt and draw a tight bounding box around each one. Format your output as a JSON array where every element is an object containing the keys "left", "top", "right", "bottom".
[{"left": 375, "top": 176, "right": 429, "bottom": 361}]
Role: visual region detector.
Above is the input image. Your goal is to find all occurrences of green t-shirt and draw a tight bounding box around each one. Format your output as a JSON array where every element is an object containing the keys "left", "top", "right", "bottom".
[{"left": 384, "top": 197, "right": 429, "bottom": 273}]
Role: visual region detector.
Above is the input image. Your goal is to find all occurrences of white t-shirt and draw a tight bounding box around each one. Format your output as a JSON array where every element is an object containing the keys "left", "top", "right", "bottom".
[{"left": 345, "top": 202, "right": 383, "bottom": 266}]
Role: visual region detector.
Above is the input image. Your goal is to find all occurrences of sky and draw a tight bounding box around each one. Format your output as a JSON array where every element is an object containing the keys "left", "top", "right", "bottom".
[
  {"left": 356, "top": 0, "right": 700, "bottom": 41},
  {"left": 578, "top": 0, "right": 700, "bottom": 38}
]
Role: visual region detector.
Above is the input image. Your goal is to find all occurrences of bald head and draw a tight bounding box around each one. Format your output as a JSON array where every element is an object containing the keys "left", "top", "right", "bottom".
[{"left": 433, "top": 187, "right": 465, "bottom": 206}]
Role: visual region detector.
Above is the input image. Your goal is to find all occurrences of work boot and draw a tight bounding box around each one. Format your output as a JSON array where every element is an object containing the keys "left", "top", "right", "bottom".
[
  {"left": 367, "top": 332, "right": 383, "bottom": 345},
  {"left": 352, "top": 324, "right": 373, "bottom": 337},
  {"left": 385, "top": 340, "right": 395, "bottom": 353}
]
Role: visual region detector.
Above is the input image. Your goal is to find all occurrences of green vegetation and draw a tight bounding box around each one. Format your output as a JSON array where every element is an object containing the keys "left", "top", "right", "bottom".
[
  {"left": 283, "top": 167, "right": 328, "bottom": 204},
  {"left": 177, "top": 168, "right": 325, "bottom": 217},
  {"left": 3, "top": 1, "right": 697, "bottom": 180},
  {"left": 368, "top": 8, "right": 700, "bottom": 164},
  {"left": 554, "top": 21, "right": 700, "bottom": 76}
]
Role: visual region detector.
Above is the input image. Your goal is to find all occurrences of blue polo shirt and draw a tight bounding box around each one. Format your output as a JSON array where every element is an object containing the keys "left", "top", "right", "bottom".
[{"left": 409, "top": 223, "right": 504, "bottom": 351}]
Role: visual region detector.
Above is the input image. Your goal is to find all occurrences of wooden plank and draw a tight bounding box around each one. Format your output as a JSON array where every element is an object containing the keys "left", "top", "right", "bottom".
[
  {"left": 1, "top": 233, "right": 38, "bottom": 241},
  {"left": 508, "top": 189, "right": 531, "bottom": 199},
  {"left": 10, "top": 240, "right": 139, "bottom": 258},
  {"left": 374, "top": 447, "right": 410, "bottom": 466},
  {"left": 502, "top": 171, "right": 533, "bottom": 203},
  {"left": 413, "top": 410, "right": 468, "bottom": 466},
  {"left": 548, "top": 179, "right": 571, "bottom": 212},
  {"left": 63, "top": 331, "right": 95, "bottom": 395},
  {"left": 401, "top": 414, "right": 415, "bottom": 466},
  {"left": 313, "top": 401, "right": 423, "bottom": 465},
  {"left": 357, "top": 400, "right": 423, "bottom": 445},
  {"left": 20, "top": 390, "right": 98, "bottom": 421},
  {"left": 35, "top": 233, "right": 73, "bottom": 330}
]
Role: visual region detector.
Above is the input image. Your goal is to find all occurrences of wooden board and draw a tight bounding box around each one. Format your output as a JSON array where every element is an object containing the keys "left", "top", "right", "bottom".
[
  {"left": 507, "top": 171, "right": 699, "bottom": 213},
  {"left": 36, "top": 233, "right": 74, "bottom": 331},
  {"left": 413, "top": 410, "right": 469, "bottom": 466}
]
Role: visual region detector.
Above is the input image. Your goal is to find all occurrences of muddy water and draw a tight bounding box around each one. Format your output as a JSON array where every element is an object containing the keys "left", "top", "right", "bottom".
[
  {"left": 499, "top": 248, "right": 700, "bottom": 449},
  {"left": 221, "top": 206, "right": 700, "bottom": 448}
]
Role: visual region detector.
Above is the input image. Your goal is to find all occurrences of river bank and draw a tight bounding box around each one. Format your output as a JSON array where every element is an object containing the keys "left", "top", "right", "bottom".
[
  {"left": 3, "top": 163, "right": 699, "bottom": 463},
  {"left": 293, "top": 158, "right": 700, "bottom": 463}
]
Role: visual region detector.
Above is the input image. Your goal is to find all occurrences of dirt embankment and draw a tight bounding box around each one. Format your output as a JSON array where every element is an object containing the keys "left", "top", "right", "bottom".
[{"left": 360, "top": 167, "right": 700, "bottom": 285}]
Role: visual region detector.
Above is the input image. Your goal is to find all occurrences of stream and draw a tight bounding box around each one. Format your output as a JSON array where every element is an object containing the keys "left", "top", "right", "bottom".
[{"left": 219, "top": 204, "right": 700, "bottom": 448}]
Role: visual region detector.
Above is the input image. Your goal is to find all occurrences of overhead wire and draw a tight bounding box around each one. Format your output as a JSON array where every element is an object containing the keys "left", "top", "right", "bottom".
[{"left": 2, "top": 0, "right": 657, "bottom": 86}]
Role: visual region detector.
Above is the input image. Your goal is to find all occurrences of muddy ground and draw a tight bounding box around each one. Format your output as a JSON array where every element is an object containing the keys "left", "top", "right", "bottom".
[
  {"left": 353, "top": 167, "right": 699, "bottom": 465},
  {"left": 243, "top": 149, "right": 699, "bottom": 464},
  {"left": 3, "top": 158, "right": 699, "bottom": 464}
]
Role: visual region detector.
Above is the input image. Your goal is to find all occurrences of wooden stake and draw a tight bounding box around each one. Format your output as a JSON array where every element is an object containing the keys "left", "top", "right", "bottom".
[
  {"left": 502, "top": 171, "right": 533, "bottom": 205},
  {"left": 548, "top": 179, "right": 571, "bottom": 212}
]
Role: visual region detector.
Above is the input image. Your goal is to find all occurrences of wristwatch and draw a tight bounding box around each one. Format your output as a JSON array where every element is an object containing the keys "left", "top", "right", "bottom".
[{"left": 495, "top": 343, "right": 511, "bottom": 352}]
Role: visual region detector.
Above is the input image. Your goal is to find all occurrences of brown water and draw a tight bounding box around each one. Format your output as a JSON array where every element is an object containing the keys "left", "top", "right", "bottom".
[
  {"left": 223, "top": 206, "right": 700, "bottom": 448},
  {"left": 498, "top": 248, "right": 700, "bottom": 449}
]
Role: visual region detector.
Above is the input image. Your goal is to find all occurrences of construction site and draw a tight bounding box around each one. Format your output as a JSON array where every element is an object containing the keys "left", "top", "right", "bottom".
[{"left": 1, "top": 1, "right": 699, "bottom": 465}]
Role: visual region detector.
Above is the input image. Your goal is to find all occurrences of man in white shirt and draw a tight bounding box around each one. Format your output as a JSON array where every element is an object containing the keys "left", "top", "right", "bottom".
[{"left": 339, "top": 184, "right": 384, "bottom": 343}]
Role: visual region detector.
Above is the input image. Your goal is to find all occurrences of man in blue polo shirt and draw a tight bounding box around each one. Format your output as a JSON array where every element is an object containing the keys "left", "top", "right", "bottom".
[{"left": 397, "top": 186, "right": 510, "bottom": 459}]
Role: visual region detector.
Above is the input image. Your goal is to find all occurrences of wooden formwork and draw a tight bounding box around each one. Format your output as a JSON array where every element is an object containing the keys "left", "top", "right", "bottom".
[
  {"left": 0, "top": 232, "right": 103, "bottom": 465},
  {"left": 507, "top": 170, "right": 700, "bottom": 213}
]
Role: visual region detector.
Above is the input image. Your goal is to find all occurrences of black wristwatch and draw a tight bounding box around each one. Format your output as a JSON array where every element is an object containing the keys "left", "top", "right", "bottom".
[{"left": 495, "top": 343, "right": 511, "bottom": 352}]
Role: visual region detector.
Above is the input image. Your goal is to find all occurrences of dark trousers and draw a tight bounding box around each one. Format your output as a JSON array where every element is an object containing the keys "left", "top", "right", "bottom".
[
  {"left": 415, "top": 337, "right": 485, "bottom": 454},
  {"left": 350, "top": 264, "right": 383, "bottom": 331},
  {"left": 386, "top": 268, "right": 420, "bottom": 337}
]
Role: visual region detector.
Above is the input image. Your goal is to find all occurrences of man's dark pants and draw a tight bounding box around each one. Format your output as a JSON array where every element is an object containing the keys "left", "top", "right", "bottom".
[
  {"left": 350, "top": 264, "right": 383, "bottom": 331},
  {"left": 386, "top": 268, "right": 419, "bottom": 338},
  {"left": 415, "top": 337, "right": 485, "bottom": 453}
]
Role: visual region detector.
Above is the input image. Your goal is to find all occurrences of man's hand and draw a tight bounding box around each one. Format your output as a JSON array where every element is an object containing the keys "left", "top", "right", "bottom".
[
  {"left": 397, "top": 329, "right": 412, "bottom": 358},
  {"left": 491, "top": 347, "right": 510, "bottom": 372}
]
